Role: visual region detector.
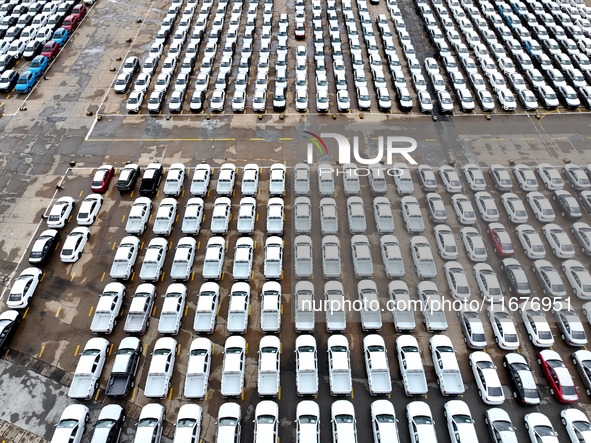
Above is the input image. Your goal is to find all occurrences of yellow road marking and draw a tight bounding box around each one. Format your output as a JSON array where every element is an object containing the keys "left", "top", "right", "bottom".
[
  {"left": 23, "top": 307, "right": 29, "bottom": 319},
  {"left": 70, "top": 273, "right": 75, "bottom": 281},
  {"left": 40, "top": 273, "right": 45, "bottom": 282},
  {"left": 74, "top": 345, "right": 79, "bottom": 356},
  {"left": 112, "top": 242, "right": 116, "bottom": 250},
  {"left": 55, "top": 307, "right": 61, "bottom": 318},
  {"left": 95, "top": 389, "right": 100, "bottom": 400},
  {"left": 122, "top": 214, "right": 126, "bottom": 223},
  {"left": 108, "top": 344, "right": 113, "bottom": 355},
  {"left": 89, "top": 306, "right": 93, "bottom": 316},
  {"left": 101, "top": 272, "right": 105, "bottom": 282},
  {"left": 38, "top": 345, "right": 45, "bottom": 358}
]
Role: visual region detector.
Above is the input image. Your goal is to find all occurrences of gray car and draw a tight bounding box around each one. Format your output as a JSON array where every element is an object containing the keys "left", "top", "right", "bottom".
[
  {"left": 411, "top": 236, "right": 437, "bottom": 279},
  {"left": 418, "top": 165, "right": 438, "bottom": 192},
  {"left": 571, "top": 222, "right": 591, "bottom": 256},
  {"left": 425, "top": 193, "right": 447, "bottom": 223},
  {"left": 369, "top": 164, "right": 388, "bottom": 195},
  {"left": 401, "top": 196, "right": 425, "bottom": 233},
  {"left": 293, "top": 163, "right": 310, "bottom": 196},
  {"left": 532, "top": 259, "right": 567, "bottom": 297},
  {"left": 347, "top": 196, "right": 367, "bottom": 234}
]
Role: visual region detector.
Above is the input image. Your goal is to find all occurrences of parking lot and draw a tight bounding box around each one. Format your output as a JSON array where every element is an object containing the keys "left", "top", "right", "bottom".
[
  {"left": 90, "top": 0, "right": 591, "bottom": 116},
  {"left": 0, "top": 0, "right": 591, "bottom": 440},
  {"left": 2, "top": 157, "right": 591, "bottom": 442}
]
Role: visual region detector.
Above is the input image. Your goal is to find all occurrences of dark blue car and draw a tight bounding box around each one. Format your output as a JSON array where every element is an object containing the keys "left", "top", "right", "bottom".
[
  {"left": 29, "top": 55, "right": 48, "bottom": 75},
  {"left": 15, "top": 71, "right": 37, "bottom": 93},
  {"left": 52, "top": 28, "right": 69, "bottom": 46}
]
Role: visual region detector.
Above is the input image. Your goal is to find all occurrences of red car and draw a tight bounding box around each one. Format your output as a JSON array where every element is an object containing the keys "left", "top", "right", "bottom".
[
  {"left": 295, "top": 21, "right": 305, "bottom": 39},
  {"left": 537, "top": 349, "right": 578, "bottom": 403},
  {"left": 91, "top": 165, "right": 115, "bottom": 193},
  {"left": 41, "top": 41, "right": 59, "bottom": 60},
  {"left": 71, "top": 4, "right": 86, "bottom": 19},
  {"left": 487, "top": 222, "right": 514, "bottom": 257},
  {"left": 62, "top": 14, "right": 80, "bottom": 32}
]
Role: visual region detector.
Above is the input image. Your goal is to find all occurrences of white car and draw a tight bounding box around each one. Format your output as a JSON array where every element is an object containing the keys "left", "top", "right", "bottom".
[
  {"left": 487, "top": 305, "right": 519, "bottom": 350},
  {"left": 497, "top": 88, "right": 517, "bottom": 111},
  {"left": 484, "top": 409, "right": 517, "bottom": 443},
  {"left": 163, "top": 163, "right": 186, "bottom": 196},
  {"left": 371, "top": 400, "right": 399, "bottom": 443},
  {"left": 76, "top": 194, "right": 102, "bottom": 226},
  {"left": 236, "top": 197, "right": 256, "bottom": 235},
  {"left": 47, "top": 196, "right": 75, "bottom": 228},
  {"left": 331, "top": 401, "right": 358, "bottom": 443},
  {"left": 295, "top": 401, "right": 320, "bottom": 443},
  {"left": 269, "top": 163, "right": 286, "bottom": 196},
  {"left": 139, "top": 237, "right": 168, "bottom": 282},
  {"left": 516, "top": 224, "right": 546, "bottom": 258},
  {"left": 561, "top": 409, "right": 591, "bottom": 443},
  {"left": 474, "top": 263, "right": 503, "bottom": 303},
  {"left": 543, "top": 223, "right": 575, "bottom": 259},
  {"left": 444, "top": 261, "right": 470, "bottom": 300},
  {"left": 254, "top": 401, "right": 278, "bottom": 443},
  {"left": 490, "top": 164, "right": 513, "bottom": 192},
  {"left": 134, "top": 404, "right": 165, "bottom": 443},
  {"left": 266, "top": 198, "right": 284, "bottom": 235},
  {"left": 216, "top": 163, "right": 236, "bottom": 196},
  {"left": 126, "top": 90, "right": 144, "bottom": 113},
  {"left": 451, "top": 194, "right": 477, "bottom": 224},
  {"left": 210, "top": 197, "right": 231, "bottom": 235},
  {"left": 90, "top": 282, "right": 125, "bottom": 334},
  {"left": 241, "top": 163, "right": 259, "bottom": 196},
  {"left": 7, "top": 267, "right": 42, "bottom": 309},
  {"left": 51, "top": 404, "right": 89, "bottom": 443},
  {"left": 469, "top": 351, "right": 504, "bottom": 404},
  {"left": 60, "top": 227, "right": 90, "bottom": 263},
  {"left": 173, "top": 404, "right": 202, "bottom": 443},
  {"left": 438, "top": 166, "right": 462, "bottom": 193},
  {"left": 158, "top": 284, "right": 187, "bottom": 335},
  {"left": 443, "top": 400, "right": 477, "bottom": 443},
  {"left": 210, "top": 89, "right": 225, "bottom": 112},
  {"left": 553, "top": 303, "right": 587, "bottom": 346},
  {"left": 524, "top": 413, "right": 559, "bottom": 443},
  {"left": 216, "top": 403, "right": 241, "bottom": 443},
  {"left": 232, "top": 238, "right": 254, "bottom": 281},
  {"left": 170, "top": 237, "right": 196, "bottom": 281},
  {"left": 514, "top": 164, "right": 538, "bottom": 191},
  {"left": 461, "top": 227, "right": 488, "bottom": 262},
  {"left": 337, "top": 90, "right": 350, "bottom": 112},
  {"left": 521, "top": 304, "right": 554, "bottom": 347},
  {"left": 406, "top": 401, "right": 437, "bottom": 443},
  {"left": 475, "top": 191, "right": 499, "bottom": 222},
  {"left": 537, "top": 163, "right": 564, "bottom": 191},
  {"left": 434, "top": 225, "right": 458, "bottom": 260},
  {"left": 153, "top": 198, "right": 178, "bottom": 236},
  {"left": 463, "top": 164, "right": 486, "bottom": 191},
  {"left": 526, "top": 192, "right": 555, "bottom": 223},
  {"left": 563, "top": 260, "right": 591, "bottom": 299},
  {"left": 181, "top": 198, "right": 204, "bottom": 235},
  {"left": 190, "top": 163, "right": 211, "bottom": 197},
  {"left": 126, "top": 197, "right": 151, "bottom": 235},
  {"left": 501, "top": 193, "right": 528, "bottom": 224}
]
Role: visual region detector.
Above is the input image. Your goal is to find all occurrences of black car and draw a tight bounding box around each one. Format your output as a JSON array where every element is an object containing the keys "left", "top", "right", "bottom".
[
  {"left": 500, "top": 258, "right": 531, "bottom": 296},
  {"left": 105, "top": 337, "right": 142, "bottom": 398},
  {"left": 0, "top": 310, "right": 20, "bottom": 354},
  {"left": 0, "top": 70, "right": 19, "bottom": 93},
  {"left": 92, "top": 405, "right": 126, "bottom": 442},
  {"left": 28, "top": 229, "right": 60, "bottom": 265},
  {"left": 116, "top": 163, "right": 141, "bottom": 192},
  {"left": 503, "top": 353, "right": 540, "bottom": 406},
  {"left": 553, "top": 190, "right": 583, "bottom": 220},
  {"left": 139, "top": 163, "right": 163, "bottom": 197}
]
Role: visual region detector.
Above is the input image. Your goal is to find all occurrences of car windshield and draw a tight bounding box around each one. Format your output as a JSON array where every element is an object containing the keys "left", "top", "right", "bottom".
[
  {"left": 493, "top": 421, "right": 513, "bottom": 432},
  {"left": 95, "top": 419, "right": 115, "bottom": 429},
  {"left": 57, "top": 419, "right": 78, "bottom": 429},
  {"left": 414, "top": 416, "right": 433, "bottom": 425},
  {"left": 335, "top": 414, "right": 353, "bottom": 424},
  {"left": 139, "top": 418, "right": 158, "bottom": 427},
  {"left": 178, "top": 418, "right": 196, "bottom": 428}
]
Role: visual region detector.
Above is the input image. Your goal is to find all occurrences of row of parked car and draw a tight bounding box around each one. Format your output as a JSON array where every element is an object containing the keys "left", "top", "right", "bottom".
[
  {"left": 406, "top": 0, "right": 591, "bottom": 112},
  {"left": 50, "top": 328, "right": 591, "bottom": 442},
  {"left": 0, "top": 0, "right": 90, "bottom": 94}
]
